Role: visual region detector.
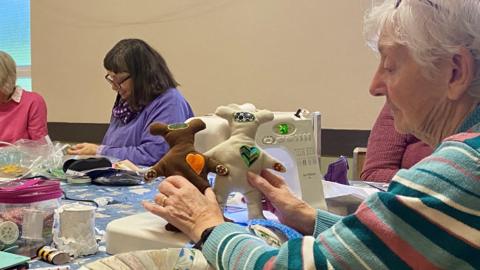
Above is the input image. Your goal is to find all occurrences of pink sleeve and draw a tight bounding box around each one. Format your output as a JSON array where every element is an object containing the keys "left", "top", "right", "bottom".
[
  {"left": 401, "top": 140, "right": 432, "bottom": 168},
  {"left": 360, "top": 103, "right": 409, "bottom": 182},
  {"left": 27, "top": 93, "right": 48, "bottom": 140}
]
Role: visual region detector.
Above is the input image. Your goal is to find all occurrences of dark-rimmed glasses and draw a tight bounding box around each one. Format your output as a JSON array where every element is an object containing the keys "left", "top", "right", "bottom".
[
  {"left": 395, "top": 0, "right": 439, "bottom": 9},
  {"left": 105, "top": 73, "right": 130, "bottom": 89}
]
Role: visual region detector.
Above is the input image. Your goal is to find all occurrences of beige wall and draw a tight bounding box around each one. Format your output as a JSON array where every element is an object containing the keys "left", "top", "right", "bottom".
[{"left": 32, "top": 0, "right": 384, "bottom": 129}]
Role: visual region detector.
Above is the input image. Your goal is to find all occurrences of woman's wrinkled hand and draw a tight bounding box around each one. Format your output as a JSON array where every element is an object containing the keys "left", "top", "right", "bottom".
[
  {"left": 247, "top": 169, "right": 316, "bottom": 235},
  {"left": 142, "top": 176, "right": 225, "bottom": 242},
  {"left": 67, "top": 143, "right": 99, "bottom": 155}
]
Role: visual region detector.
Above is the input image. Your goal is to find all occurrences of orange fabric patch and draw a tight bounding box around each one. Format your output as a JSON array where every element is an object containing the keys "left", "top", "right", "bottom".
[{"left": 186, "top": 153, "right": 205, "bottom": 175}]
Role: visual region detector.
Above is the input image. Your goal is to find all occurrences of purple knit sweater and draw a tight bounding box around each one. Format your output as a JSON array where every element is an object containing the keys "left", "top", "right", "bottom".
[
  {"left": 360, "top": 103, "right": 432, "bottom": 182},
  {"left": 100, "top": 88, "right": 194, "bottom": 166}
]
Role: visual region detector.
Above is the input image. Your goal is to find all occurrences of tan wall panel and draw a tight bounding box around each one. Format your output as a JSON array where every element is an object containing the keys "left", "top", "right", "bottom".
[{"left": 32, "top": 0, "right": 384, "bottom": 129}]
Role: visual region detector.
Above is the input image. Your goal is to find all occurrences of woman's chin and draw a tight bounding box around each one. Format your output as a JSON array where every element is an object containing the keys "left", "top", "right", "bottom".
[{"left": 393, "top": 119, "right": 410, "bottom": 134}]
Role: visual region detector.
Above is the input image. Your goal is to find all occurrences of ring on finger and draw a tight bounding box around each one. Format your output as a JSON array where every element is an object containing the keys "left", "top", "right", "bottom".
[{"left": 160, "top": 195, "right": 167, "bottom": 207}]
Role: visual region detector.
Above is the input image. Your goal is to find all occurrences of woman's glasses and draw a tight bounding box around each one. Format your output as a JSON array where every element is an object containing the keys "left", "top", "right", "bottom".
[
  {"left": 395, "top": 0, "right": 439, "bottom": 9},
  {"left": 105, "top": 74, "right": 130, "bottom": 89}
]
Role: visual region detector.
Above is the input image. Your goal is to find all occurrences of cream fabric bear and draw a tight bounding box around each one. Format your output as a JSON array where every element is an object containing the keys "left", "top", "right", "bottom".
[{"left": 204, "top": 104, "right": 286, "bottom": 220}]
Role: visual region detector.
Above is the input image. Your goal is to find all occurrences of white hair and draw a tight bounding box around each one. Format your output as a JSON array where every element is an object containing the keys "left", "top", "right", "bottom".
[
  {"left": 364, "top": 0, "right": 480, "bottom": 97},
  {"left": 0, "top": 51, "right": 17, "bottom": 96}
]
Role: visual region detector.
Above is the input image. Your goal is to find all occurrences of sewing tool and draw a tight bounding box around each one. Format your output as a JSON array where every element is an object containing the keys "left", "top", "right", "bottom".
[{"left": 37, "top": 246, "right": 71, "bottom": 265}]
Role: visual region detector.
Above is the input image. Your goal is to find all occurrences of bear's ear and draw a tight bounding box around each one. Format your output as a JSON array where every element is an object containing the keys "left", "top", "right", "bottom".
[
  {"left": 227, "top": 103, "right": 243, "bottom": 110},
  {"left": 150, "top": 122, "right": 169, "bottom": 136},
  {"left": 188, "top": 119, "right": 206, "bottom": 133},
  {"left": 215, "top": 105, "right": 235, "bottom": 120},
  {"left": 255, "top": 109, "right": 274, "bottom": 124}
]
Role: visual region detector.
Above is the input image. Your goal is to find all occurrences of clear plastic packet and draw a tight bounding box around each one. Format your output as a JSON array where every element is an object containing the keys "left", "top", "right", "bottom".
[{"left": 0, "top": 136, "right": 69, "bottom": 181}]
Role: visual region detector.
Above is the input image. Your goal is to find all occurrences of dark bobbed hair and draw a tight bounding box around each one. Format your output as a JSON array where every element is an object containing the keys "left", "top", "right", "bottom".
[{"left": 103, "top": 38, "right": 179, "bottom": 110}]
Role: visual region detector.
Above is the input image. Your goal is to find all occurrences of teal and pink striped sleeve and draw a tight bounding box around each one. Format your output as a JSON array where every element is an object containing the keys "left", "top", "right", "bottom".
[{"left": 202, "top": 134, "right": 480, "bottom": 269}]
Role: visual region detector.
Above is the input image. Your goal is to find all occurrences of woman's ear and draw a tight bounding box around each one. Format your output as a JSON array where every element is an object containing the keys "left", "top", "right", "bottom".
[{"left": 448, "top": 47, "right": 475, "bottom": 100}]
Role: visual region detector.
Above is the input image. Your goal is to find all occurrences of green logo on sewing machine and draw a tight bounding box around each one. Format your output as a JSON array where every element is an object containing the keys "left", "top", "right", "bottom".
[{"left": 278, "top": 123, "right": 290, "bottom": 135}]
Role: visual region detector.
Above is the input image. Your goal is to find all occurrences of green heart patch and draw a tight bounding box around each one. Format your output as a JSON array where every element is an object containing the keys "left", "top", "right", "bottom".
[{"left": 240, "top": 145, "right": 260, "bottom": 167}]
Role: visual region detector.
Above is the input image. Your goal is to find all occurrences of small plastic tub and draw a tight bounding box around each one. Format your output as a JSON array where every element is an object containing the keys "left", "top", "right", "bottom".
[{"left": 0, "top": 178, "right": 62, "bottom": 257}]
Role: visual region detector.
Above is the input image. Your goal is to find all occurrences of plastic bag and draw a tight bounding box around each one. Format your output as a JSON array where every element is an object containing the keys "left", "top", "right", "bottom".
[{"left": 0, "top": 136, "right": 68, "bottom": 181}]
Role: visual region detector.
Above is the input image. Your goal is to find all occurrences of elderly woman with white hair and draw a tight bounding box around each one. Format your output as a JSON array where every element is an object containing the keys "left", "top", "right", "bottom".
[
  {"left": 0, "top": 51, "right": 48, "bottom": 143},
  {"left": 143, "top": 1, "right": 480, "bottom": 268}
]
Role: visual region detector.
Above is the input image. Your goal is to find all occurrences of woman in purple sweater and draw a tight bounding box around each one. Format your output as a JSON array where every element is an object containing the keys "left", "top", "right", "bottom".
[
  {"left": 68, "top": 39, "right": 194, "bottom": 166},
  {"left": 360, "top": 102, "right": 432, "bottom": 182}
]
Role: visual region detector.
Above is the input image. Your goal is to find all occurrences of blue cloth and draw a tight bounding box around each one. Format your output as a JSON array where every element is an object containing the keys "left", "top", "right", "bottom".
[
  {"left": 100, "top": 88, "right": 194, "bottom": 166},
  {"left": 248, "top": 219, "right": 303, "bottom": 240},
  {"left": 29, "top": 181, "right": 161, "bottom": 269}
]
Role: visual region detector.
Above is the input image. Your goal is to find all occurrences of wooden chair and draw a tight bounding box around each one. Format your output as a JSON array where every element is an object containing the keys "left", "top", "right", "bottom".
[{"left": 351, "top": 147, "right": 367, "bottom": 180}]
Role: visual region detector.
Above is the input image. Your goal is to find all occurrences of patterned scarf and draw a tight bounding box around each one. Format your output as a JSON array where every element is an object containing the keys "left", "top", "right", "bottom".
[{"left": 112, "top": 98, "right": 141, "bottom": 124}]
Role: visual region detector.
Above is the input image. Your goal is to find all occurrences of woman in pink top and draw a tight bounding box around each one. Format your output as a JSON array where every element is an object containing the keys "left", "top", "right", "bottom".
[
  {"left": 360, "top": 102, "right": 432, "bottom": 182},
  {"left": 0, "top": 51, "right": 48, "bottom": 143}
]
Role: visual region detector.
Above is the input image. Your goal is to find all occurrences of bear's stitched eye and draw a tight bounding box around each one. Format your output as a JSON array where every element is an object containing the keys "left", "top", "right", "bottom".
[{"left": 234, "top": 112, "right": 255, "bottom": 122}]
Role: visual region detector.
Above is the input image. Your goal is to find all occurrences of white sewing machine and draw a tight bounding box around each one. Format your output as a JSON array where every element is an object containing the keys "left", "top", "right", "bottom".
[
  {"left": 256, "top": 110, "right": 326, "bottom": 209},
  {"left": 105, "top": 108, "right": 327, "bottom": 254}
]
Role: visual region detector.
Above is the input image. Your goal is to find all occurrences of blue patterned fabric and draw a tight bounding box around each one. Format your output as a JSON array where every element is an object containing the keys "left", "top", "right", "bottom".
[
  {"left": 248, "top": 219, "right": 303, "bottom": 240},
  {"left": 30, "top": 181, "right": 160, "bottom": 269}
]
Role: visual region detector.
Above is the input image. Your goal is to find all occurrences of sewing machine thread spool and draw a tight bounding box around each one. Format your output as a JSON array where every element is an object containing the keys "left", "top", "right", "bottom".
[
  {"left": 22, "top": 209, "right": 45, "bottom": 240},
  {"left": 54, "top": 203, "right": 98, "bottom": 257},
  {"left": 37, "top": 246, "right": 71, "bottom": 265}
]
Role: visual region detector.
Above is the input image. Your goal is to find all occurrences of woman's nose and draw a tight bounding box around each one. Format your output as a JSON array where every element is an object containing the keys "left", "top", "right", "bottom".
[
  {"left": 369, "top": 71, "right": 387, "bottom": 97},
  {"left": 370, "top": 86, "right": 386, "bottom": 96}
]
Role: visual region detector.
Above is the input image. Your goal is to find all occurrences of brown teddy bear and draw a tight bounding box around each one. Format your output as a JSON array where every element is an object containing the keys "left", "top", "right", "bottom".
[{"left": 144, "top": 118, "right": 229, "bottom": 231}]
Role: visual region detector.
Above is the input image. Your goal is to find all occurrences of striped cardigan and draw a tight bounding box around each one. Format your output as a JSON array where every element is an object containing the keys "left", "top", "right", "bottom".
[{"left": 203, "top": 109, "right": 480, "bottom": 269}]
